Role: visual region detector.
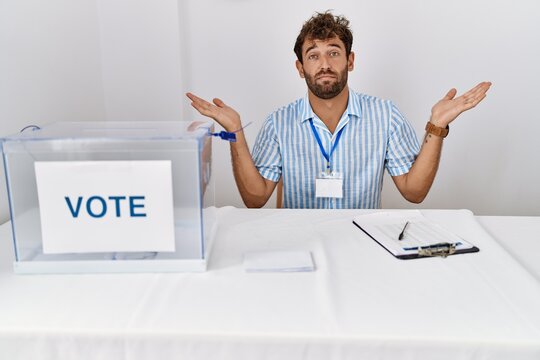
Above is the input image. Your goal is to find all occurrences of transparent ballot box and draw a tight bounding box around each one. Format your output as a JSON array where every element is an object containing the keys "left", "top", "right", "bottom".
[{"left": 1, "top": 121, "right": 215, "bottom": 274}]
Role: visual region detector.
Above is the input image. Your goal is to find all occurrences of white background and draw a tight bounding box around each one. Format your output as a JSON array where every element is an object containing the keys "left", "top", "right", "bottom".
[{"left": 1, "top": 0, "right": 539, "bottom": 223}]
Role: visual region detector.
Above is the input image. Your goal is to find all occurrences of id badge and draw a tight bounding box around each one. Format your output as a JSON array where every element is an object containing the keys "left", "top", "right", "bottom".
[{"left": 315, "top": 171, "right": 343, "bottom": 198}]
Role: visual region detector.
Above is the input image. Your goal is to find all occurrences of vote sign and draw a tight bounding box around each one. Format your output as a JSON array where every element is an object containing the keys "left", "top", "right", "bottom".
[{"left": 35, "top": 161, "right": 175, "bottom": 254}]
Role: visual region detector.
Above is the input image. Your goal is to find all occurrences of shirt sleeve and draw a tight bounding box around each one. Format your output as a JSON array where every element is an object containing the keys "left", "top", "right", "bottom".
[
  {"left": 251, "top": 116, "right": 282, "bottom": 182},
  {"left": 385, "top": 103, "right": 420, "bottom": 176}
]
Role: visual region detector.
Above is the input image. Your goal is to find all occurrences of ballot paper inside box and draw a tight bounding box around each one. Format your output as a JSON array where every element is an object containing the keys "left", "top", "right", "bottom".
[{"left": 0, "top": 121, "right": 216, "bottom": 274}]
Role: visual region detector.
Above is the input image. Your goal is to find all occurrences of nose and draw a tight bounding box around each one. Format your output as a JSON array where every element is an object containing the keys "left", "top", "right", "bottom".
[{"left": 319, "top": 54, "right": 331, "bottom": 71}]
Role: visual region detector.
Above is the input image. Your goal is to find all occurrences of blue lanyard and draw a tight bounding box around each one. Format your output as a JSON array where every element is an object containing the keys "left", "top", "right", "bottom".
[{"left": 309, "top": 119, "right": 345, "bottom": 172}]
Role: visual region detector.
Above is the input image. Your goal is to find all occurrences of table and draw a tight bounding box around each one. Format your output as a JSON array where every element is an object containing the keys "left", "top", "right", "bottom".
[
  {"left": 476, "top": 216, "right": 540, "bottom": 282},
  {"left": 1, "top": 208, "right": 540, "bottom": 360}
]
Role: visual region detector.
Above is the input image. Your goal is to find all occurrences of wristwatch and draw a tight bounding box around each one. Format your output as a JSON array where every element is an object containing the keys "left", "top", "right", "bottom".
[{"left": 425, "top": 121, "right": 449, "bottom": 138}]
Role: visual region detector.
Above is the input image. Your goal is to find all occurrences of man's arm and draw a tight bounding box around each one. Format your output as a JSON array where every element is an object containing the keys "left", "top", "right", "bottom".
[
  {"left": 186, "top": 93, "right": 277, "bottom": 208},
  {"left": 392, "top": 81, "right": 492, "bottom": 203}
]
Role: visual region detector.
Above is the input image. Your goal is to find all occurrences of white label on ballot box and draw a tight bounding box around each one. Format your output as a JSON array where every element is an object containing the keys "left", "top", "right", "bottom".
[{"left": 35, "top": 160, "right": 175, "bottom": 254}]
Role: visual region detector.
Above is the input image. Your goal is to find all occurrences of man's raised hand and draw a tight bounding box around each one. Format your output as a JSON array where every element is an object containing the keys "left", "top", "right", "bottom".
[
  {"left": 430, "top": 81, "right": 492, "bottom": 127},
  {"left": 186, "top": 93, "right": 242, "bottom": 132}
]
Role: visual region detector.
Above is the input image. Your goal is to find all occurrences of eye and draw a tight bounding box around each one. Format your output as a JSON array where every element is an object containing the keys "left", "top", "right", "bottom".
[
  {"left": 330, "top": 51, "right": 340, "bottom": 57},
  {"left": 308, "top": 53, "right": 318, "bottom": 61}
]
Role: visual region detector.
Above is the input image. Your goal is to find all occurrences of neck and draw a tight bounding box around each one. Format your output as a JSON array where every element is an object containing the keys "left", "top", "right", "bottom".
[{"left": 308, "top": 86, "right": 349, "bottom": 134}]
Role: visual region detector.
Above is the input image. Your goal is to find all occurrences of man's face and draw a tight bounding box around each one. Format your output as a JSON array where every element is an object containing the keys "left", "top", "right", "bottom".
[{"left": 296, "top": 37, "right": 354, "bottom": 100}]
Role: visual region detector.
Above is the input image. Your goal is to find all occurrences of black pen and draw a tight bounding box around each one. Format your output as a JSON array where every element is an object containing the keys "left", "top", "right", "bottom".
[{"left": 398, "top": 221, "right": 409, "bottom": 240}]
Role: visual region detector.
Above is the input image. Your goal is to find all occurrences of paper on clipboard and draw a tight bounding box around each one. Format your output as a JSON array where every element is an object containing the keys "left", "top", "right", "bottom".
[{"left": 352, "top": 211, "right": 478, "bottom": 259}]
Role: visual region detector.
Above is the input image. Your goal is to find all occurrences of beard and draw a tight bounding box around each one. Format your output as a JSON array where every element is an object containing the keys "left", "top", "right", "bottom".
[{"left": 304, "top": 66, "right": 348, "bottom": 100}]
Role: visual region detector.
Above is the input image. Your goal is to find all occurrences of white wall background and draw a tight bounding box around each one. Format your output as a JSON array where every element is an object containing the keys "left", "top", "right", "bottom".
[{"left": 1, "top": 0, "right": 539, "bottom": 223}]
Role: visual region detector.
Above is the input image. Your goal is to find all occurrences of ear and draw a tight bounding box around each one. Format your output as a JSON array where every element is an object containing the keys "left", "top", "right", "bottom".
[
  {"left": 295, "top": 60, "right": 305, "bottom": 78},
  {"left": 348, "top": 51, "right": 355, "bottom": 71}
]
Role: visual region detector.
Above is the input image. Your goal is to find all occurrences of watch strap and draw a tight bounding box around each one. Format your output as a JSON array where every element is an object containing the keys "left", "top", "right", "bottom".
[{"left": 425, "top": 121, "right": 449, "bottom": 138}]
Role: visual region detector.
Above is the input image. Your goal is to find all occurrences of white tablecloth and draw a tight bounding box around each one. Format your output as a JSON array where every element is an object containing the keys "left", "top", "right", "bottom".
[
  {"left": 476, "top": 216, "right": 540, "bottom": 282},
  {"left": 1, "top": 208, "right": 539, "bottom": 360}
]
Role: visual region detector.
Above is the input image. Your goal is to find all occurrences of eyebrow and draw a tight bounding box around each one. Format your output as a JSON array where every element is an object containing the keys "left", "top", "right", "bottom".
[{"left": 304, "top": 42, "right": 344, "bottom": 55}]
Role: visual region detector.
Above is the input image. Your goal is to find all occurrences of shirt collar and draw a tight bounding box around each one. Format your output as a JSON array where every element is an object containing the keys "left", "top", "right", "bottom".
[{"left": 299, "top": 88, "right": 362, "bottom": 123}]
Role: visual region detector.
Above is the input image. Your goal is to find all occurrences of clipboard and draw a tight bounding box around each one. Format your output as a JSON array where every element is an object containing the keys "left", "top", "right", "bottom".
[{"left": 352, "top": 211, "right": 480, "bottom": 260}]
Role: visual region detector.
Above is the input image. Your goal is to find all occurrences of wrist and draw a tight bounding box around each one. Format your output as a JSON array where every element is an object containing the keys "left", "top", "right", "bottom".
[
  {"left": 225, "top": 121, "right": 243, "bottom": 133},
  {"left": 425, "top": 121, "right": 449, "bottom": 138},
  {"left": 428, "top": 116, "right": 448, "bottom": 128}
]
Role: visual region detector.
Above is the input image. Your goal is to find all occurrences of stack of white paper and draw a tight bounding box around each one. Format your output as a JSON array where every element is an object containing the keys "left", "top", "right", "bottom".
[{"left": 243, "top": 251, "right": 315, "bottom": 272}]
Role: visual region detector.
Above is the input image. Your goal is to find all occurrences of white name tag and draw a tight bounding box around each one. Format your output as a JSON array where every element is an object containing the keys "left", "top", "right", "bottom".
[
  {"left": 315, "top": 172, "right": 343, "bottom": 198},
  {"left": 35, "top": 161, "right": 175, "bottom": 254}
]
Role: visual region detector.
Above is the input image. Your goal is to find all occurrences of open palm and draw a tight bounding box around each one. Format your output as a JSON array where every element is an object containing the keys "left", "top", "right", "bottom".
[
  {"left": 431, "top": 82, "right": 491, "bottom": 127},
  {"left": 186, "top": 93, "right": 241, "bottom": 132}
]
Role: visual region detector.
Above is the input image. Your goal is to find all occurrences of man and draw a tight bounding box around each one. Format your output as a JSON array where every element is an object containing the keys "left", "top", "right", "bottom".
[{"left": 186, "top": 11, "right": 491, "bottom": 209}]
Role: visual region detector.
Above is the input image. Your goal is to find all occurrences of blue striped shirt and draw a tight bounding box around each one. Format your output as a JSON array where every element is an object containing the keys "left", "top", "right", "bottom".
[{"left": 251, "top": 89, "right": 420, "bottom": 209}]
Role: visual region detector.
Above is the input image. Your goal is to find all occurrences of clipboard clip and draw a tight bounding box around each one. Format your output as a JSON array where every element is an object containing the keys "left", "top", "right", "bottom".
[{"left": 417, "top": 243, "right": 456, "bottom": 258}]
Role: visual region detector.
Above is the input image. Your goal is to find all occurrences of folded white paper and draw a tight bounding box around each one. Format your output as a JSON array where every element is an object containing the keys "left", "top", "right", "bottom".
[{"left": 243, "top": 251, "right": 315, "bottom": 272}]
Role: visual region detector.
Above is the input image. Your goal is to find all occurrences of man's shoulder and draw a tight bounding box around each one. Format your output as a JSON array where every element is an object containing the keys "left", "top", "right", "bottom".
[
  {"left": 257, "top": 97, "right": 305, "bottom": 135},
  {"left": 349, "top": 89, "right": 393, "bottom": 107},
  {"left": 267, "top": 96, "right": 306, "bottom": 120}
]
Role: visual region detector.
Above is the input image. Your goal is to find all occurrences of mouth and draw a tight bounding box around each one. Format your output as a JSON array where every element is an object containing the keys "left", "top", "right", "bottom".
[{"left": 316, "top": 74, "right": 337, "bottom": 81}]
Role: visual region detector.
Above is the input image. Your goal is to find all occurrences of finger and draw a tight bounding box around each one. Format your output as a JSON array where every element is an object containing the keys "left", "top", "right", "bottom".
[
  {"left": 186, "top": 92, "right": 204, "bottom": 103},
  {"left": 455, "top": 83, "right": 485, "bottom": 105},
  {"left": 187, "top": 98, "right": 217, "bottom": 118},
  {"left": 459, "top": 84, "right": 483, "bottom": 99},
  {"left": 461, "top": 81, "right": 491, "bottom": 99},
  {"left": 471, "top": 93, "right": 487, "bottom": 107},
  {"left": 186, "top": 92, "right": 216, "bottom": 110},
  {"left": 186, "top": 92, "right": 212, "bottom": 107},
  {"left": 476, "top": 81, "right": 492, "bottom": 96},
  {"left": 444, "top": 88, "right": 457, "bottom": 100},
  {"left": 476, "top": 93, "right": 487, "bottom": 104},
  {"left": 189, "top": 102, "right": 214, "bottom": 117},
  {"left": 470, "top": 82, "right": 491, "bottom": 96},
  {"left": 464, "top": 83, "right": 491, "bottom": 104},
  {"left": 213, "top": 98, "right": 226, "bottom": 108}
]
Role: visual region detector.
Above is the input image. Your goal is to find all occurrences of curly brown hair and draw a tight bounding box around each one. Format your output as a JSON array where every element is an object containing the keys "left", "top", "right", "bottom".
[{"left": 294, "top": 11, "right": 353, "bottom": 64}]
